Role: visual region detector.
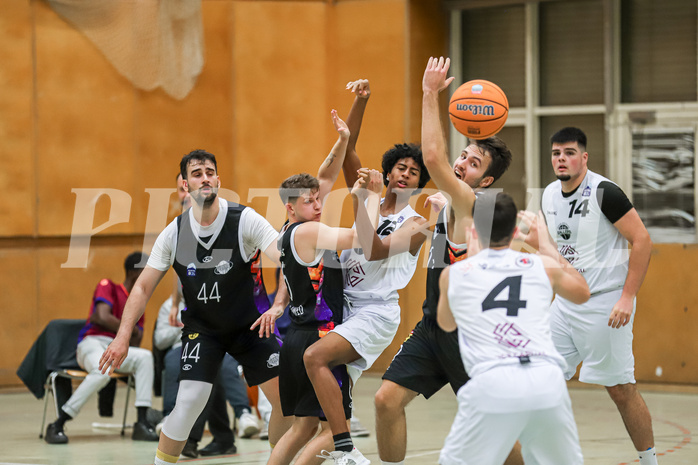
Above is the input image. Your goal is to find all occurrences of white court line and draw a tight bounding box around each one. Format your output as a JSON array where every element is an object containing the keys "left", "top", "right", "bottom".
[{"left": 0, "top": 463, "right": 46, "bottom": 465}]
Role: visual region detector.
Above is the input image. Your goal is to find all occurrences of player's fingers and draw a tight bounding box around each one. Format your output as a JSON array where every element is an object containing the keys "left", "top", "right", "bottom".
[{"left": 444, "top": 57, "right": 451, "bottom": 71}]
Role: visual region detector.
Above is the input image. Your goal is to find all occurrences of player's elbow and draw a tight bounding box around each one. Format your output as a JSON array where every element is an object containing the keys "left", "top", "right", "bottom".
[
  {"left": 569, "top": 286, "right": 591, "bottom": 305},
  {"left": 436, "top": 314, "right": 457, "bottom": 333}
]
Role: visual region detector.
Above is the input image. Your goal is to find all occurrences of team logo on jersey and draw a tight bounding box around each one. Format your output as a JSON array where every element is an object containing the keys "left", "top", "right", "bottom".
[
  {"left": 582, "top": 186, "right": 592, "bottom": 197},
  {"left": 515, "top": 256, "right": 533, "bottom": 268},
  {"left": 214, "top": 260, "right": 233, "bottom": 275},
  {"left": 290, "top": 305, "right": 304, "bottom": 317},
  {"left": 344, "top": 258, "right": 366, "bottom": 288},
  {"left": 559, "top": 245, "right": 579, "bottom": 266},
  {"left": 202, "top": 256, "right": 213, "bottom": 263},
  {"left": 397, "top": 216, "right": 404, "bottom": 224},
  {"left": 267, "top": 352, "right": 280, "bottom": 368},
  {"left": 182, "top": 364, "right": 192, "bottom": 371},
  {"left": 493, "top": 322, "right": 531, "bottom": 349},
  {"left": 188, "top": 333, "right": 199, "bottom": 340},
  {"left": 187, "top": 263, "right": 196, "bottom": 276},
  {"left": 557, "top": 223, "right": 571, "bottom": 240}
]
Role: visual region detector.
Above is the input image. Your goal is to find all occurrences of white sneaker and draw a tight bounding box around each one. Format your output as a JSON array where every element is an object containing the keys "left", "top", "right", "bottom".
[
  {"left": 237, "top": 411, "right": 260, "bottom": 438},
  {"left": 350, "top": 417, "right": 370, "bottom": 437},
  {"left": 258, "top": 420, "right": 269, "bottom": 440},
  {"left": 155, "top": 415, "right": 167, "bottom": 436},
  {"left": 317, "top": 447, "right": 370, "bottom": 465}
]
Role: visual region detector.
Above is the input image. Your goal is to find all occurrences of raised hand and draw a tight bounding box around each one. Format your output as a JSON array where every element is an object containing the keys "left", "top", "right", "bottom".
[
  {"left": 423, "top": 56, "right": 455, "bottom": 94},
  {"left": 346, "top": 79, "right": 371, "bottom": 99},
  {"left": 424, "top": 192, "right": 448, "bottom": 213},
  {"left": 352, "top": 168, "right": 382, "bottom": 198},
  {"left": 331, "top": 109, "right": 350, "bottom": 140}
]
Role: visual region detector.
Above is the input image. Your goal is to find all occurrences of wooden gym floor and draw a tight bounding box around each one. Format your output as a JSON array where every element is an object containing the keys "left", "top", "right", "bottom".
[{"left": 1, "top": 374, "right": 696, "bottom": 464}]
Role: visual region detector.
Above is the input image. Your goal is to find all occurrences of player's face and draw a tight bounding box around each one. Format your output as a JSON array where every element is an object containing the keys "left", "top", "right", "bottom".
[
  {"left": 291, "top": 190, "right": 322, "bottom": 222},
  {"left": 386, "top": 157, "right": 421, "bottom": 193},
  {"left": 453, "top": 145, "right": 492, "bottom": 188},
  {"left": 551, "top": 141, "right": 588, "bottom": 182},
  {"left": 184, "top": 159, "right": 220, "bottom": 206}
]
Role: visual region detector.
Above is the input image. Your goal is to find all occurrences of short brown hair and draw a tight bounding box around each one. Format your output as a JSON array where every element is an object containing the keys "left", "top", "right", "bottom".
[{"left": 279, "top": 173, "right": 320, "bottom": 204}]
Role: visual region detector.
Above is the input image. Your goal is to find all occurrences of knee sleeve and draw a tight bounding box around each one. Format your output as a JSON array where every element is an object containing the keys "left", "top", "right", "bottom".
[{"left": 161, "top": 380, "right": 212, "bottom": 441}]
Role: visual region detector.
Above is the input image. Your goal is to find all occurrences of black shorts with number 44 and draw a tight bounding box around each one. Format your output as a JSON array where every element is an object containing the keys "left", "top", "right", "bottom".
[
  {"left": 382, "top": 315, "right": 469, "bottom": 398},
  {"left": 179, "top": 328, "right": 281, "bottom": 387}
]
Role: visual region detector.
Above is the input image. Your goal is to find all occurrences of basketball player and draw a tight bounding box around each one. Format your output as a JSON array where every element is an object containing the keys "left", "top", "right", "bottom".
[
  {"left": 98, "top": 149, "right": 292, "bottom": 465},
  {"left": 263, "top": 112, "right": 381, "bottom": 465},
  {"left": 374, "top": 57, "right": 521, "bottom": 465},
  {"left": 300, "top": 79, "right": 432, "bottom": 464},
  {"left": 437, "top": 191, "right": 588, "bottom": 465},
  {"left": 530, "top": 127, "right": 657, "bottom": 465}
]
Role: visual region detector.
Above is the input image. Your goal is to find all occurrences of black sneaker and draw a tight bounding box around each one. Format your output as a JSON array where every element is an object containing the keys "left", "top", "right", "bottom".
[
  {"left": 44, "top": 422, "right": 68, "bottom": 444},
  {"left": 199, "top": 440, "right": 237, "bottom": 456},
  {"left": 131, "top": 421, "right": 158, "bottom": 441},
  {"left": 181, "top": 439, "right": 199, "bottom": 458}
]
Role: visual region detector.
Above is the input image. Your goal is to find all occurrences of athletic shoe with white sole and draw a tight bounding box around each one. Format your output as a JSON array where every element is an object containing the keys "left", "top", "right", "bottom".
[
  {"left": 236, "top": 411, "right": 260, "bottom": 438},
  {"left": 317, "top": 447, "right": 370, "bottom": 465},
  {"left": 350, "top": 417, "right": 370, "bottom": 437}
]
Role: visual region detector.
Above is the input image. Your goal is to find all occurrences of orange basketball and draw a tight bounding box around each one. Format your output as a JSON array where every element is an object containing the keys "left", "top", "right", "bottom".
[{"left": 448, "top": 80, "right": 509, "bottom": 140}]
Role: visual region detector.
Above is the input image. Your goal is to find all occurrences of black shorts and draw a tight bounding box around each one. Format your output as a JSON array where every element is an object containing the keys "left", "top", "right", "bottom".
[
  {"left": 179, "top": 328, "right": 281, "bottom": 386},
  {"left": 382, "top": 316, "right": 469, "bottom": 399},
  {"left": 279, "top": 326, "right": 351, "bottom": 420}
]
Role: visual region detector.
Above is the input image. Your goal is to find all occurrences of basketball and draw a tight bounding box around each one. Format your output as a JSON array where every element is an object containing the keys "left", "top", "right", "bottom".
[{"left": 448, "top": 80, "right": 509, "bottom": 139}]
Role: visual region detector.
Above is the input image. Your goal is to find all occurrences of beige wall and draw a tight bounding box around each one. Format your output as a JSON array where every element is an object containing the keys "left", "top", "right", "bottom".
[{"left": 1, "top": 0, "right": 694, "bottom": 389}]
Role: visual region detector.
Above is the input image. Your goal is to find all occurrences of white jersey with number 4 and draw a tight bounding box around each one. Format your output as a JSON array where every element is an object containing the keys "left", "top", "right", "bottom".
[
  {"left": 541, "top": 170, "right": 629, "bottom": 296},
  {"left": 447, "top": 248, "right": 565, "bottom": 378}
]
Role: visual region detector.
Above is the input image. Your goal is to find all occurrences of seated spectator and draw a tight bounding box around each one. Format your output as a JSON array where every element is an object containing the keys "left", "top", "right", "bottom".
[{"left": 44, "top": 251, "right": 158, "bottom": 444}]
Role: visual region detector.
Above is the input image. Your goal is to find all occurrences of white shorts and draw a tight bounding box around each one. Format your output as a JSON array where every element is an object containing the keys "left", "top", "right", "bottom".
[
  {"left": 439, "top": 362, "right": 583, "bottom": 465},
  {"left": 551, "top": 289, "right": 636, "bottom": 386},
  {"left": 330, "top": 300, "right": 400, "bottom": 383}
]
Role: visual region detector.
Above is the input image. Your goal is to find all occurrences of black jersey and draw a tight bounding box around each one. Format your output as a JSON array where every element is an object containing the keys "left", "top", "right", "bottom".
[
  {"left": 422, "top": 208, "right": 468, "bottom": 320},
  {"left": 279, "top": 222, "right": 344, "bottom": 330},
  {"left": 172, "top": 204, "right": 270, "bottom": 337}
]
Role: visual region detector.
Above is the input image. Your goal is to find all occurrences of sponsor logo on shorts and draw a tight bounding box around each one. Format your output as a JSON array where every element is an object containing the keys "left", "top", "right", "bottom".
[
  {"left": 557, "top": 223, "right": 571, "bottom": 240},
  {"left": 183, "top": 364, "right": 192, "bottom": 371},
  {"left": 188, "top": 333, "right": 199, "bottom": 340},
  {"left": 202, "top": 256, "right": 213, "bottom": 263},
  {"left": 187, "top": 263, "right": 196, "bottom": 276},
  {"left": 267, "top": 353, "right": 280, "bottom": 368},
  {"left": 214, "top": 260, "right": 233, "bottom": 275},
  {"left": 291, "top": 305, "right": 304, "bottom": 317}
]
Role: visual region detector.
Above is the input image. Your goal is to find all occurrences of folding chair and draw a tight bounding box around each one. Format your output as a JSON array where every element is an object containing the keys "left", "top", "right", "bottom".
[{"left": 39, "top": 369, "right": 134, "bottom": 438}]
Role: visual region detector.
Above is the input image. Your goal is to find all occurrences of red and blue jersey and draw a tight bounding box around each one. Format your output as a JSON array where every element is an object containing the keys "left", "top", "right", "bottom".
[{"left": 78, "top": 279, "right": 144, "bottom": 342}]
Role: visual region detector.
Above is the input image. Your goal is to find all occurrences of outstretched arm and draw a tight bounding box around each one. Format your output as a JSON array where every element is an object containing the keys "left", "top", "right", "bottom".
[
  {"left": 317, "top": 110, "right": 350, "bottom": 201},
  {"left": 342, "top": 79, "right": 371, "bottom": 188},
  {"left": 421, "top": 57, "right": 476, "bottom": 220}
]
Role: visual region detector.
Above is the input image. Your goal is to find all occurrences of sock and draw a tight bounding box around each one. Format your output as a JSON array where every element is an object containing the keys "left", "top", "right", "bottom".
[
  {"left": 638, "top": 447, "right": 658, "bottom": 465},
  {"left": 137, "top": 406, "right": 149, "bottom": 424},
  {"left": 154, "top": 448, "right": 178, "bottom": 464},
  {"left": 53, "top": 409, "right": 72, "bottom": 428},
  {"left": 333, "top": 432, "right": 353, "bottom": 453}
]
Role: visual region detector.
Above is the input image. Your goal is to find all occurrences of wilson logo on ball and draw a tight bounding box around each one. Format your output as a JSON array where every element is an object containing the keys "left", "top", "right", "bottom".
[{"left": 449, "top": 79, "right": 509, "bottom": 140}]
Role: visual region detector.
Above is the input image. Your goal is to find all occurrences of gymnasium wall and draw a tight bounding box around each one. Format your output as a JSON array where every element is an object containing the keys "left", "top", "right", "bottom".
[
  {"left": 0, "top": 0, "right": 695, "bottom": 389},
  {"left": 0, "top": 0, "right": 448, "bottom": 388}
]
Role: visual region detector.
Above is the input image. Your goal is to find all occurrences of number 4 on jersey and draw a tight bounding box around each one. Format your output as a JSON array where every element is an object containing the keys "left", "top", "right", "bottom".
[{"left": 481, "top": 275, "right": 527, "bottom": 316}]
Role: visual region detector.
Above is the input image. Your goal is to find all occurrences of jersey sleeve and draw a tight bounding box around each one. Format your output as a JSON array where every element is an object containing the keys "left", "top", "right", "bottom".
[
  {"left": 147, "top": 220, "right": 178, "bottom": 271},
  {"left": 597, "top": 181, "right": 633, "bottom": 224},
  {"left": 93, "top": 279, "right": 115, "bottom": 307},
  {"left": 240, "top": 208, "right": 279, "bottom": 261}
]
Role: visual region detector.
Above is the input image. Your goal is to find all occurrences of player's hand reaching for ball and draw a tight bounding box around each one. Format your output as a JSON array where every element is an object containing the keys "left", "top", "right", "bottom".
[
  {"left": 331, "top": 109, "right": 350, "bottom": 141},
  {"left": 423, "top": 56, "right": 455, "bottom": 94},
  {"left": 352, "top": 168, "right": 382, "bottom": 198},
  {"left": 346, "top": 79, "right": 370, "bottom": 99}
]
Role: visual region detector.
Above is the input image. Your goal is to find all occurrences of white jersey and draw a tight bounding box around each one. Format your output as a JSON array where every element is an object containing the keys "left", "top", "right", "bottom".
[
  {"left": 340, "top": 201, "right": 423, "bottom": 303},
  {"left": 541, "top": 170, "right": 629, "bottom": 296},
  {"left": 447, "top": 249, "right": 565, "bottom": 378}
]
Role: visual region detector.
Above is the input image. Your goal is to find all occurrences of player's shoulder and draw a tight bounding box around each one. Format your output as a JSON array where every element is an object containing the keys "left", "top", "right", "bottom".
[{"left": 542, "top": 180, "right": 562, "bottom": 201}]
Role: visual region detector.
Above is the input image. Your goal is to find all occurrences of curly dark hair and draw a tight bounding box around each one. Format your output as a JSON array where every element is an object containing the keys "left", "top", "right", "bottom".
[{"left": 380, "top": 143, "right": 430, "bottom": 188}]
